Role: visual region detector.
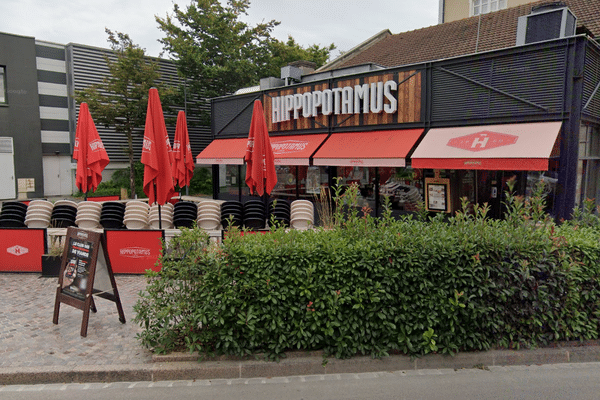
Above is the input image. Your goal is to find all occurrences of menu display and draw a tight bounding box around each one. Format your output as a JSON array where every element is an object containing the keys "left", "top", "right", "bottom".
[
  {"left": 427, "top": 184, "right": 447, "bottom": 211},
  {"left": 53, "top": 227, "right": 125, "bottom": 337},
  {"left": 425, "top": 176, "right": 451, "bottom": 213},
  {"left": 62, "top": 237, "right": 93, "bottom": 300}
]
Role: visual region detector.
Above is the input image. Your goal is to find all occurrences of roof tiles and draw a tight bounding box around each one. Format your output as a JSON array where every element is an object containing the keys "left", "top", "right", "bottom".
[{"left": 326, "top": 0, "right": 600, "bottom": 70}]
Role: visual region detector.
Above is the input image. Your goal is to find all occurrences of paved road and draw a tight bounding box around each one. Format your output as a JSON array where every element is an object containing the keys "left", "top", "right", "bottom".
[{"left": 1, "top": 363, "right": 600, "bottom": 400}]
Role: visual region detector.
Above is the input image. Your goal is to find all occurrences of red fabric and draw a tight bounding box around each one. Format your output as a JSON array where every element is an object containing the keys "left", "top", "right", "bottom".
[
  {"left": 141, "top": 88, "right": 175, "bottom": 205},
  {"left": 244, "top": 100, "right": 277, "bottom": 196},
  {"left": 73, "top": 103, "right": 110, "bottom": 193},
  {"left": 172, "top": 111, "right": 194, "bottom": 188}
]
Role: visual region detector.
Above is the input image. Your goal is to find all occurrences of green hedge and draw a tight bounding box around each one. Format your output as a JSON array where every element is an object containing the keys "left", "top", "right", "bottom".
[{"left": 134, "top": 187, "right": 600, "bottom": 359}]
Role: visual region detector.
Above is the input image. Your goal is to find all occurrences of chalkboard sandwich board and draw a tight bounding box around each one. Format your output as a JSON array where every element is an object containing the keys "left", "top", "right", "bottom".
[{"left": 53, "top": 227, "right": 125, "bottom": 337}]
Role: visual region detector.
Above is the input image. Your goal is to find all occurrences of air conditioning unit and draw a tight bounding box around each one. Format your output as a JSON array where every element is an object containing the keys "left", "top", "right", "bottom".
[{"left": 516, "top": 3, "right": 576, "bottom": 46}]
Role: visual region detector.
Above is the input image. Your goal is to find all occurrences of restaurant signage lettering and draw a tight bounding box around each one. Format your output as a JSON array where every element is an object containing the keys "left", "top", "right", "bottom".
[
  {"left": 271, "top": 139, "right": 310, "bottom": 155},
  {"left": 271, "top": 79, "right": 399, "bottom": 123}
]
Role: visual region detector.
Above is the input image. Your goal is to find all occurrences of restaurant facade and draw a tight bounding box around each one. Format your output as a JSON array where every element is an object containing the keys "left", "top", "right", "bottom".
[{"left": 199, "top": 30, "right": 600, "bottom": 221}]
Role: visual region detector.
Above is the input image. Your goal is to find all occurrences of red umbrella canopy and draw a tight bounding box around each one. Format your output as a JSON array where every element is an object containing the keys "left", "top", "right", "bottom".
[
  {"left": 141, "top": 88, "right": 175, "bottom": 205},
  {"left": 244, "top": 100, "right": 277, "bottom": 196},
  {"left": 172, "top": 110, "right": 194, "bottom": 189},
  {"left": 73, "top": 102, "right": 110, "bottom": 193}
]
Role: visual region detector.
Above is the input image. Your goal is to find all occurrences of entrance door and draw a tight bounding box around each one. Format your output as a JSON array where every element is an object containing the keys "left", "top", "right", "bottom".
[{"left": 0, "top": 137, "right": 16, "bottom": 200}]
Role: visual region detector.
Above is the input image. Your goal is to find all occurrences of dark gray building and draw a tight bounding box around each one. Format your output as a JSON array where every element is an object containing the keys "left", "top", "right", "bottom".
[{"left": 0, "top": 31, "right": 211, "bottom": 199}]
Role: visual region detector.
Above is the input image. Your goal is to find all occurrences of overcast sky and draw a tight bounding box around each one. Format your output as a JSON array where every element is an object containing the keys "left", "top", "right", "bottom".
[{"left": 1, "top": 0, "right": 439, "bottom": 59}]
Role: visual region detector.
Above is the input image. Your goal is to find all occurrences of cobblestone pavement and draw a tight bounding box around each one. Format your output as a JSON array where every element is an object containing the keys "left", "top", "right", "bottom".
[{"left": 0, "top": 273, "right": 152, "bottom": 368}]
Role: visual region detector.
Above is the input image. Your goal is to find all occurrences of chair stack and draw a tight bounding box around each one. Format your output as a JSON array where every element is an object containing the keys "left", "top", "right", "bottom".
[
  {"left": 75, "top": 201, "right": 102, "bottom": 229},
  {"left": 149, "top": 203, "right": 174, "bottom": 229},
  {"left": 123, "top": 201, "right": 150, "bottom": 230},
  {"left": 100, "top": 201, "right": 125, "bottom": 229},
  {"left": 51, "top": 200, "right": 78, "bottom": 228},
  {"left": 24, "top": 200, "right": 53, "bottom": 228},
  {"left": 173, "top": 201, "right": 198, "bottom": 229},
  {"left": 243, "top": 199, "right": 266, "bottom": 230},
  {"left": 269, "top": 199, "right": 291, "bottom": 228},
  {"left": 0, "top": 201, "right": 28, "bottom": 227},
  {"left": 290, "top": 200, "right": 315, "bottom": 230},
  {"left": 197, "top": 200, "right": 222, "bottom": 230},
  {"left": 221, "top": 201, "right": 243, "bottom": 229}
]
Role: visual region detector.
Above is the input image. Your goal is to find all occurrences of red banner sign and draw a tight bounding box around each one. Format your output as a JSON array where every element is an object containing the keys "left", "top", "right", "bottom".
[
  {"left": 0, "top": 228, "right": 46, "bottom": 272},
  {"left": 104, "top": 230, "right": 164, "bottom": 274}
]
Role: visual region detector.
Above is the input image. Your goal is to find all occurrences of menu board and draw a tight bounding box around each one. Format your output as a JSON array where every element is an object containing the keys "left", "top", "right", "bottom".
[
  {"left": 53, "top": 227, "right": 125, "bottom": 337},
  {"left": 425, "top": 177, "right": 451, "bottom": 213}
]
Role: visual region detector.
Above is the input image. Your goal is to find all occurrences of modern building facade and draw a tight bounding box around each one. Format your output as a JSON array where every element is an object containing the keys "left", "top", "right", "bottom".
[
  {"left": 0, "top": 31, "right": 211, "bottom": 200},
  {"left": 198, "top": 1, "right": 600, "bottom": 221}
]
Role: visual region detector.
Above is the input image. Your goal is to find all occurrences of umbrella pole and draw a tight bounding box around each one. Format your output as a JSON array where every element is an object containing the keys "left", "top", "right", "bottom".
[
  {"left": 158, "top": 203, "right": 162, "bottom": 230},
  {"left": 84, "top": 190, "right": 88, "bottom": 201}
]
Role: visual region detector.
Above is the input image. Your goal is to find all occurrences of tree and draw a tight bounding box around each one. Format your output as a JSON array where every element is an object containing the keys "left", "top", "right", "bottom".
[
  {"left": 156, "top": 0, "right": 335, "bottom": 101},
  {"left": 76, "top": 29, "right": 172, "bottom": 197},
  {"left": 260, "top": 36, "right": 335, "bottom": 79}
]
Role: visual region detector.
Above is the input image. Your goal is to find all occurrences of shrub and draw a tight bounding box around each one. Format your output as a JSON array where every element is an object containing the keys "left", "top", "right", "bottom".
[{"left": 134, "top": 185, "right": 600, "bottom": 360}]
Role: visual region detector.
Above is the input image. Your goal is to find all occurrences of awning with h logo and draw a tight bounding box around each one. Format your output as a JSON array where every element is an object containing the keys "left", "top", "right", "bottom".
[{"left": 411, "top": 122, "right": 562, "bottom": 171}]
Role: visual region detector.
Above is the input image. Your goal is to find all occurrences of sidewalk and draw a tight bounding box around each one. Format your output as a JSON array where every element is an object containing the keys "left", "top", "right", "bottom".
[{"left": 1, "top": 273, "right": 600, "bottom": 385}]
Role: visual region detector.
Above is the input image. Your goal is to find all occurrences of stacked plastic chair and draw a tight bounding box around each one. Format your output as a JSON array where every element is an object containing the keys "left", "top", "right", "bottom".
[
  {"left": 100, "top": 201, "right": 125, "bottom": 229},
  {"left": 220, "top": 201, "right": 243, "bottom": 229},
  {"left": 197, "top": 200, "right": 222, "bottom": 230},
  {"left": 242, "top": 199, "right": 266, "bottom": 230},
  {"left": 51, "top": 200, "right": 78, "bottom": 228},
  {"left": 173, "top": 201, "right": 198, "bottom": 229},
  {"left": 75, "top": 201, "right": 102, "bottom": 229},
  {"left": 268, "top": 199, "right": 291, "bottom": 228},
  {"left": 123, "top": 200, "right": 150, "bottom": 230},
  {"left": 24, "top": 200, "right": 53, "bottom": 228},
  {"left": 290, "top": 200, "right": 315, "bottom": 230},
  {"left": 149, "top": 203, "right": 174, "bottom": 229},
  {"left": 0, "top": 201, "right": 28, "bottom": 227}
]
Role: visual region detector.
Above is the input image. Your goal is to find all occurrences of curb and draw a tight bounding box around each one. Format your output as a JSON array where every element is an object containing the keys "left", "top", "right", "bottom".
[{"left": 2, "top": 344, "right": 600, "bottom": 386}]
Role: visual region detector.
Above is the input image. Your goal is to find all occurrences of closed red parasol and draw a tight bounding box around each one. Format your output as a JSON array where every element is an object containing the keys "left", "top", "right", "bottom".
[
  {"left": 245, "top": 100, "right": 277, "bottom": 196},
  {"left": 73, "top": 102, "right": 110, "bottom": 195},
  {"left": 172, "top": 110, "right": 194, "bottom": 191},
  {"left": 141, "top": 88, "right": 175, "bottom": 206}
]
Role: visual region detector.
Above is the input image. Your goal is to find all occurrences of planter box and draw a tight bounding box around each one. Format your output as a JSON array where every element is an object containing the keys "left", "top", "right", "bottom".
[{"left": 41, "top": 255, "right": 61, "bottom": 277}]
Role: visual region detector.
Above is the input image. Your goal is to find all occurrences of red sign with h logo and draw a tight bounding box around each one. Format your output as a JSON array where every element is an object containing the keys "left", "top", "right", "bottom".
[{"left": 446, "top": 131, "right": 518, "bottom": 152}]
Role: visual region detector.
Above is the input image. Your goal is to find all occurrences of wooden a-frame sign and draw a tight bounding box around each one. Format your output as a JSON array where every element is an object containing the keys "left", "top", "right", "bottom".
[{"left": 53, "top": 227, "right": 125, "bottom": 337}]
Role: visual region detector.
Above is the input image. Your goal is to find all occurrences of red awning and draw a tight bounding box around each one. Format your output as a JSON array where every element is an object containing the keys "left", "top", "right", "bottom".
[
  {"left": 196, "top": 138, "right": 248, "bottom": 165},
  {"left": 270, "top": 134, "right": 328, "bottom": 166},
  {"left": 312, "top": 129, "right": 424, "bottom": 167},
  {"left": 411, "top": 122, "right": 562, "bottom": 171},
  {"left": 196, "top": 134, "right": 329, "bottom": 166}
]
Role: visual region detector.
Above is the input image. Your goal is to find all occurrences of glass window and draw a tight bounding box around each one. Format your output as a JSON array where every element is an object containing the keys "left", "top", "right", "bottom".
[
  {"left": 576, "top": 124, "right": 600, "bottom": 209},
  {"left": 218, "top": 164, "right": 249, "bottom": 200},
  {"left": 271, "top": 165, "right": 329, "bottom": 200},
  {"left": 472, "top": 0, "right": 507, "bottom": 16},
  {"left": 0, "top": 66, "right": 6, "bottom": 104}
]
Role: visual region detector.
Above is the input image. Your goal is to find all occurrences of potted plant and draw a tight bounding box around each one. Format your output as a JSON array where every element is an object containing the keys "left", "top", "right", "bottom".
[{"left": 41, "top": 236, "right": 64, "bottom": 277}]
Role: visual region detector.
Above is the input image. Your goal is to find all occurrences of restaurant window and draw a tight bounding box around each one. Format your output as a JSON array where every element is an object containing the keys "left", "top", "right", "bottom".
[
  {"left": 576, "top": 124, "right": 600, "bottom": 209},
  {"left": 272, "top": 165, "right": 329, "bottom": 200},
  {"left": 218, "top": 164, "right": 249, "bottom": 200},
  {"left": 471, "top": 0, "right": 507, "bottom": 16},
  {"left": 0, "top": 66, "right": 7, "bottom": 104}
]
